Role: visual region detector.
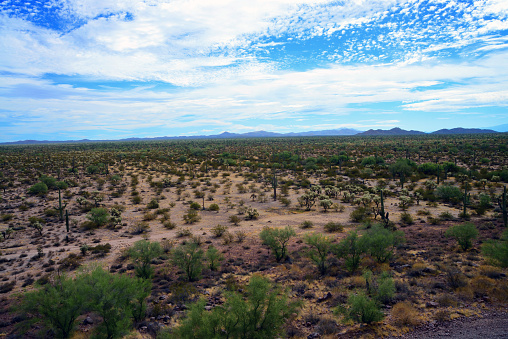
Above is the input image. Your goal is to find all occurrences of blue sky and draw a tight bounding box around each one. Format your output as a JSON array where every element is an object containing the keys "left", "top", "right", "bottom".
[{"left": 0, "top": 0, "right": 507, "bottom": 142}]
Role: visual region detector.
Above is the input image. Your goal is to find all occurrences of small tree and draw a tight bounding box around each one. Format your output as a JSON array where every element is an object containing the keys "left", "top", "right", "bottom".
[
  {"left": 445, "top": 222, "right": 478, "bottom": 251},
  {"left": 304, "top": 233, "right": 333, "bottom": 275},
  {"left": 183, "top": 208, "right": 201, "bottom": 224},
  {"left": 260, "top": 226, "right": 296, "bottom": 262},
  {"left": 172, "top": 242, "right": 204, "bottom": 281},
  {"left": 340, "top": 293, "right": 384, "bottom": 324},
  {"left": 205, "top": 246, "right": 224, "bottom": 271},
  {"left": 170, "top": 275, "right": 300, "bottom": 339},
  {"left": 128, "top": 240, "right": 163, "bottom": 279},
  {"left": 80, "top": 265, "right": 151, "bottom": 338},
  {"left": 21, "top": 274, "right": 86, "bottom": 338},
  {"left": 361, "top": 224, "right": 405, "bottom": 263},
  {"left": 482, "top": 230, "right": 508, "bottom": 268},
  {"left": 28, "top": 182, "right": 48, "bottom": 196},
  {"left": 334, "top": 231, "right": 365, "bottom": 272},
  {"left": 87, "top": 207, "right": 110, "bottom": 227}
]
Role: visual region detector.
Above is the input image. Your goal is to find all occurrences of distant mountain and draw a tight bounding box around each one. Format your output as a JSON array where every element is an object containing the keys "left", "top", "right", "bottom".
[
  {"left": 487, "top": 124, "right": 508, "bottom": 133},
  {"left": 431, "top": 128, "right": 497, "bottom": 135},
  {"left": 1, "top": 127, "right": 503, "bottom": 145},
  {"left": 358, "top": 127, "right": 426, "bottom": 136}
]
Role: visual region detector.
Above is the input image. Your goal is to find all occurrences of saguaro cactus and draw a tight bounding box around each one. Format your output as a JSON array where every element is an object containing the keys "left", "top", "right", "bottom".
[
  {"left": 271, "top": 169, "right": 278, "bottom": 201},
  {"left": 65, "top": 209, "right": 70, "bottom": 233},
  {"left": 462, "top": 183, "right": 470, "bottom": 218},
  {"left": 57, "top": 187, "right": 68, "bottom": 221}
]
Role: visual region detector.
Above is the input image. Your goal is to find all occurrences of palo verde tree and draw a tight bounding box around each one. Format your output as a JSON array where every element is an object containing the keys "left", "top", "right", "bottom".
[
  {"left": 389, "top": 158, "right": 414, "bottom": 189},
  {"left": 128, "top": 240, "right": 163, "bottom": 279},
  {"left": 168, "top": 275, "right": 300, "bottom": 339},
  {"left": 260, "top": 226, "right": 296, "bottom": 262},
  {"left": 304, "top": 233, "right": 333, "bottom": 275}
]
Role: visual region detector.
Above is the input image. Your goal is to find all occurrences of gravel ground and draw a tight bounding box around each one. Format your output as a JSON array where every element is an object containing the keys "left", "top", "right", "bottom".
[{"left": 390, "top": 310, "right": 508, "bottom": 339}]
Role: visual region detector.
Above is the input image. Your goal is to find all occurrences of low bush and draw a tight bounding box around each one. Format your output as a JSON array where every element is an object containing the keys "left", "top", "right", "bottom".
[
  {"left": 445, "top": 222, "right": 478, "bottom": 251},
  {"left": 391, "top": 302, "right": 420, "bottom": 327},
  {"left": 400, "top": 212, "right": 414, "bottom": 225},
  {"left": 211, "top": 224, "right": 228, "bottom": 238},
  {"left": 339, "top": 293, "right": 384, "bottom": 324},
  {"left": 300, "top": 220, "right": 314, "bottom": 229},
  {"left": 324, "top": 222, "right": 343, "bottom": 233}
]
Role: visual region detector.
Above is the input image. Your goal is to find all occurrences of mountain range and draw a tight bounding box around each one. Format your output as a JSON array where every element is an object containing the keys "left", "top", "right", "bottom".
[{"left": 0, "top": 127, "right": 504, "bottom": 145}]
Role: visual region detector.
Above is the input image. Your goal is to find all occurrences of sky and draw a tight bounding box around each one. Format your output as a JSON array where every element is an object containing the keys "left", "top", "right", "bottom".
[{"left": 0, "top": 0, "right": 508, "bottom": 142}]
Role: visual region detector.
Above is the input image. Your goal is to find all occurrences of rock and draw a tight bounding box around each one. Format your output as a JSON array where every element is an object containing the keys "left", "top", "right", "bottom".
[
  {"left": 159, "top": 295, "right": 167, "bottom": 300},
  {"left": 83, "top": 316, "right": 93, "bottom": 325},
  {"left": 426, "top": 301, "right": 439, "bottom": 308},
  {"left": 204, "top": 306, "right": 213, "bottom": 311},
  {"left": 307, "top": 332, "right": 321, "bottom": 338},
  {"left": 317, "top": 292, "right": 332, "bottom": 303}
]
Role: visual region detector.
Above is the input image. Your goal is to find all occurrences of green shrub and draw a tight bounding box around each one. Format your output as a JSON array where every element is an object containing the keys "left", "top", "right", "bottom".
[
  {"left": 360, "top": 224, "right": 405, "bottom": 263},
  {"left": 439, "top": 211, "right": 455, "bottom": 221},
  {"left": 400, "top": 212, "right": 414, "bottom": 225},
  {"left": 21, "top": 274, "right": 85, "bottom": 338},
  {"left": 260, "top": 226, "right": 296, "bottom": 262},
  {"left": 350, "top": 206, "right": 369, "bottom": 223},
  {"left": 205, "top": 246, "right": 224, "bottom": 271},
  {"left": 482, "top": 230, "right": 508, "bottom": 268},
  {"left": 128, "top": 240, "right": 163, "bottom": 279},
  {"left": 340, "top": 293, "right": 384, "bottom": 324},
  {"left": 86, "top": 207, "right": 110, "bottom": 227},
  {"left": 304, "top": 233, "right": 333, "bottom": 275},
  {"left": 376, "top": 272, "right": 396, "bottom": 304},
  {"left": 324, "top": 222, "right": 343, "bottom": 233},
  {"left": 445, "top": 222, "right": 478, "bottom": 251},
  {"left": 163, "top": 220, "right": 176, "bottom": 229},
  {"left": 21, "top": 266, "right": 151, "bottom": 339},
  {"left": 334, "top": 231, "right": 365, "bottom": 272},
  {"left": 211, "top": 224, "right": 228, "bottom": 238},
  {"left": 208, "top": 203, "right": 220, "bottom": 212},
  {"left": 300, "top": 220, "right": 314, "bottom": 229},
  {"left": 80, "top": 265, "right": 151, "bottom": 338},
  {"left": 436, "top": 185, "right": 462, "bottom": 203},
  {"left": 169, "top": 275, "right": 300, "bottom": 339},
  {"left": 172, "top": 242, "right": 204, "bottom": 281},
  {"left": 147, "top": 198, "right": 159, "bottom": 209},
  {"left": 189, "top": 201, "right": 201, "bottom": 210},
  {"left": 28, "top": 182, "right": 48, "bottom": 196},
  {"left": 183, "top": 208, "right": 201, "bottom": 224}
]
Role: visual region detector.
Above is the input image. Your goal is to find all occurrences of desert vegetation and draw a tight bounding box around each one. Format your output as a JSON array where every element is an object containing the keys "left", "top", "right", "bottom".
[{"left": 0, "top": 133, "right": 507, "bottom": 338}]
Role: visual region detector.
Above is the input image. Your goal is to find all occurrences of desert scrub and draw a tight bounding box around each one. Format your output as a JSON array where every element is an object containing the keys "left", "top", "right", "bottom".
[
  {"left": 482, "top": 229, "right": 508, "bottom": 268},
  {"left": 172, "top": 242, "right": 204, "bottom": 282},
  {"left": 300, "top": 220, "right": 314, "bottom": 229},
  {"left": 445, "top": 222, "right": 478, "bottom": 251},
  {"left": 304, "top": 233, "right": 333, "bottom": 275},
  {"left": 391, "top": 302, "right": 420, "bottom": 327},
  {"left": 229, "top": 215, "right": 241, "bottom": 225},
  {"left": 324, "top": 222, "right": 343, "bottom": 233},
  {"left": 350, "top": 206, "right": 370, "bottom": 223},
  {"left": 128, "top": 240, "right": 163, "bottom": 279},
  {"left": 205, "top": 246, "right": 224, "bottom": 271},
  {"left": 260, "top": 226, "right": 296, "bottom": 262},
  {"left": 211, "top": 224, "right": 228, "bottom": 238},
  {"left": 175, "top": 227, "right": 192, "bottom": 238},
  {"left": 130, "top": 221, "right": 150, "bottom": 234},
  {"left": 399, "top": 212, "right": 414, "bottom": 225},
  {"left": 165, "top": 275, "right": 300, "bottom": 339},
  {"left": 183, "top": 208, "right": 201, "bottom": 224},
  {"left": 337, "top": 293, "right": 384, "bottom": 324}
]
